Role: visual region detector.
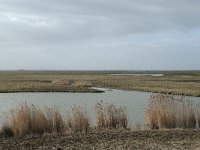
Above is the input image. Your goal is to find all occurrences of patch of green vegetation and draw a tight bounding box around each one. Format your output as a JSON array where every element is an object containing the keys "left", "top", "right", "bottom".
[
  {"left": 0, "top": 70, "right": 200, "bottom": 96},
  {"left": 92, "top": 74, "right": 200, "bottom": 97}
]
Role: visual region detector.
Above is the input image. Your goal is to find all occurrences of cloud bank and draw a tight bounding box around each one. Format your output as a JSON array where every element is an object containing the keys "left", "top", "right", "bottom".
[{"left": 0, "top": 0, "right": 200, "bottom": 70}]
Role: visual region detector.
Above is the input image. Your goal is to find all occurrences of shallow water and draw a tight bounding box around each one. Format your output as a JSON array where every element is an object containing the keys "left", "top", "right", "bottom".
[
  {"left": 0, "top": 88, "right": 200, "bottom": 128},
  {"left": 110, "top": 73, "right": 164, "bottom": 76}
]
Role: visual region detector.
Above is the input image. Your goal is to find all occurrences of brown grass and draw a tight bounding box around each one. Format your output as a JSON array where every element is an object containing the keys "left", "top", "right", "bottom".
[
  {"left": 52, "top": 79, "right": 92, "bottom": 88},
  {"left": 3, "top": 103, "right": 64, "bottom": 136},
  {"left": 95, "top": 101, "right": 128, "bottom": 129},
  {"left": 0, "top": 103, "right": 91, "bottom": 137},
  {"left": 44, "top": 107, "right": 64, "bottom": 133},
  {"left": 196, "top": 104, "right": 200, "bottom": 128},
  {"left": 52, "top": 79, "right": 70, "bottom": 85},
  {"left": 146, "top": 94, "right": 196, "bottom": 129},
  {"left": 72, "top": 80, "right": 92, "bottom": 87},
  {"left": 2, "top": 93, "right": 198, "bottom": 137},
  {"left": 66, "top": 105, "right": 90, "bottom": 134}
]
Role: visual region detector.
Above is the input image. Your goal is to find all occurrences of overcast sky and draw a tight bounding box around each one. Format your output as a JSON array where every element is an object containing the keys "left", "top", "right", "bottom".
[{"left": 0, "top": 0, "right": 200, "bottom": 70}]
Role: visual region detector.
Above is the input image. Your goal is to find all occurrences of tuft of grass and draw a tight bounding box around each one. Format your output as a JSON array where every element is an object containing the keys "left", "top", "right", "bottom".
[
  {"left": 52, "top": 79, "right": 70, "bottom": 85},
  {"left": 66, "top": 106, "right": 90, "bottom": 134},
  {"left": 196, "top": 104, "right": 200, "bottom": 128},
  {"left": 145, "top": 94, "right": 196, "bottom": 129},
  {"left": 72, "top": 80, "right": 92, "bottom": 87},
  {"left": 4, "top": 103, "right": 64, "bottom": 136},
  {"left": 95, "top": 101, "right": 128, "bottom": 129},
  {"left": 44, "top": 107, "right": 64, "bottom": 133}
]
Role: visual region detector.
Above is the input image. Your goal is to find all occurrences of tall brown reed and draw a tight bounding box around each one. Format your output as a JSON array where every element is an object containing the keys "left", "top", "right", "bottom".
[
  {"left": 66, "top": 105, "right": 90, "bottom": 134},
  {"left": 44, "top": 107, "right": 64, "bottom": 133},
  {"left": 196, "top": 104, "right": 200, "bottom": 128},
  {"left": 1, "top": 101, "right": 129, "bottom": 137},
  {"left": 95, "top": 101, "right": 128, "bottom": 129},
  {"left": 3, "top": 103, "right": 64, "bottom": 136},
  {"left": 146, "top": 94, "right": 196, "bottom": 129}
]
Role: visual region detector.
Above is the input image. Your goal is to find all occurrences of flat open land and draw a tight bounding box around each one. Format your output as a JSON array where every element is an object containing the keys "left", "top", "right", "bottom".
[
  {"left": 1, "top": 71, "right": 200, "bottom": 149},
  {"left": 0, "top": 70, "right": 200, "bottom": 96},
  {"left": 1, "top": 129, "right": 200, "bottom": 150}
]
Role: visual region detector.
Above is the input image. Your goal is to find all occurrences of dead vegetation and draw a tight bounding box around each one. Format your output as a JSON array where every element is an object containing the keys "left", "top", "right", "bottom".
[
  {"left": 0, "top": 103, "right": 64, "bottom": 136},
  {"left": 0, "top": 101, "right": 128, "bottom": 137},
  {"left": 95, "top": 101, "right": 128, "bottom": 129},
  {"left": 52, "top": 80, "right": 70, "bottom": 85},
  {"left": 0, "top": 71, "right": 200, "bottom": 96},
  {"left": 1, "top": 94, "right": 200, "bottom": 137},
  {"left": 145, "top": 94, "right": 196, "bottom": 129},
  {"left": 66, "top": 105, "right": 90, "bottom": 134},
  {"left": 52, "top": 79, "right": 92, "bottom": 87}
]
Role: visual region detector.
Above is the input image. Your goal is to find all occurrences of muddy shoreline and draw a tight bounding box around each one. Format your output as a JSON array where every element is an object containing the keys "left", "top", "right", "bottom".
[{"left": 1, "top": 129, "right": 200, "bottom": 150}]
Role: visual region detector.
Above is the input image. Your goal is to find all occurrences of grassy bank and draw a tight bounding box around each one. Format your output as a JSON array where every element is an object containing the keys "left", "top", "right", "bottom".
[
  {"left": 0, "top": 75, "right": 103, "bottom": 93},
  {"left": 0, "top": 70, "right": 200, "bottom": 96}
]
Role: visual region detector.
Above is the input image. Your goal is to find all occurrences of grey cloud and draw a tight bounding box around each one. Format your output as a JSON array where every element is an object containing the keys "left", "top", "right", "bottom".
[
  {"left": 1, "top": 0, "right": 200, "bottom": 32},
  {"left": 0, "top": 0, "right": 200, "bottom": 69}
]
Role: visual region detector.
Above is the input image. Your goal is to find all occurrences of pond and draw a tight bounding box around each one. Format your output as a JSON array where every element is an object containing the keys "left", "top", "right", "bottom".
[
  {"left": 0, "top": 88, "right": 200, "bottom": 128},
  {"left": 110, "top": 74, "right": 164, "bottom": 76}
]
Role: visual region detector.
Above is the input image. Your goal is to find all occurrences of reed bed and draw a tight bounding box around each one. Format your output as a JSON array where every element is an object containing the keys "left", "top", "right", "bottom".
[
  {"left": 1, "top": 71, "right": 200, "bottom": 96},
  {"left": 0, "top": 103, "right": 91, "bottom": 137},
  {"left": 1, "top": 93, "right": 199, "bottom": 137},
  {"left": 0, "top": 103, "right": 64, "bottom": 136},
  {"left": 196, "top": 104, "right": 200, "bottom": 128},
  {"left": 95, "top": 101, "right": 128, "bottom": 129},
  {"left": 146, "top": 94, "right": 196, "bottom": 129},
  {"left": 66, "top": 105, "right": 90, "bottom": 134}
]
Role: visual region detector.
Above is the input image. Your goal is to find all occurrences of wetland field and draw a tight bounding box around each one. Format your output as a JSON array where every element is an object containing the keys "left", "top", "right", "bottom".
[
  {"left": 0, "top": 70, "right": 200, "bottom": 96},
  {"left": 1, "top": 70, "right": 200, "bottom": 149}
]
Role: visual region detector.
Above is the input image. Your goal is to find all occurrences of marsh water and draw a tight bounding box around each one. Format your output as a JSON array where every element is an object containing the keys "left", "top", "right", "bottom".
[
  {"left": 0, "top": 88, "right": 200, "bottom": 127},
  {"left": 110, "top": 74, "right": 164, "bottom": 76}
]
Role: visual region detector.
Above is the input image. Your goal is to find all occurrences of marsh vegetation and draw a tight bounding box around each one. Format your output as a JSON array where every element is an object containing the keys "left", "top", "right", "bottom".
[
  {"left": 0, "top": 101, "right": 128, "bottom": 137},
  {"left": 0, "top": 70, "right": 200, "bottom": 96},
  {"left": 0, "top": 93, "right": 200, "bottom": 149},
  {"left": 1, "top": 93, "right": 200, "bottom": 138},
  {"left": 146, "top": 94, "right": 197, "bottom": 129},
  {"left": 0, "top": 71, "right": 200, "bottom": 149}
]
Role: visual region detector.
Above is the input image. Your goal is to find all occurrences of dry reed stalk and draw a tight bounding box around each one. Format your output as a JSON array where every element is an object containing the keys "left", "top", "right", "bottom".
[
  {"left": 2, "top": 103, "right": 64, "bottom": 136},
  {"left": 197, "top": 103, "right": 200, "bottom": 128},
  {"left": 10, "top": 103, "right": 31, "bottom": 135},
  {"left": 95, "top": 101, "right": 128, "bottom": 129},
  {"left": 146, "top": 94, "right": 196, "bottom": 129},
  {"left": 53, "top": 109, "right": 64, "bottom": 133},
  {"left": 66, "top": 105, "right": 90, "bottom": 134},
  {"left": 42, "top": 107, "right": 64, "bottom": 133},
  {"left": 30, "top": 106, "right": 50, "bottom": 133},
  {"left": 95, "top": 102, "right": 106, "bottom": 128}
]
